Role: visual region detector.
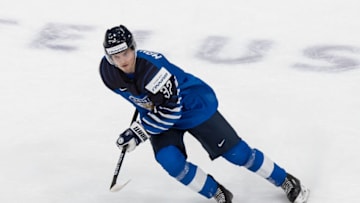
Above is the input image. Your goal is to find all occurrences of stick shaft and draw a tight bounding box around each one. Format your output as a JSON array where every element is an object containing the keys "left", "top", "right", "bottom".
[{"left": 110, "top": 109, "right": 139, "bottom": 190}]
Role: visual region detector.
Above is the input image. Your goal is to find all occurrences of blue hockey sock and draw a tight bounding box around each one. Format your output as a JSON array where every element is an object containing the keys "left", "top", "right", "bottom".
[
  {"left": 222, "top": 140, "right": 287, "bottom": 186},
  {"left": 155, "top": 146, "right": 218, "bottom": 198}
]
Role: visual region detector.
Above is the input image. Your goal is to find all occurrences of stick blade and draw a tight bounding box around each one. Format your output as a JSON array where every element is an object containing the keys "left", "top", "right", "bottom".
[{"left": 110, "top": 179, "right": 131, "bottom": 192}]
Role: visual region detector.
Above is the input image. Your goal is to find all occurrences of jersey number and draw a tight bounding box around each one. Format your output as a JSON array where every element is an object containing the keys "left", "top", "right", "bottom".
[{"left": 160, "top": 80, "right": 173, "bottom": 99}]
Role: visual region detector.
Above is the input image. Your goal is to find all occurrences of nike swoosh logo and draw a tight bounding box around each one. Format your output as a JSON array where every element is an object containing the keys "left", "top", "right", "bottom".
[
  {"left": 119, "top": 87, "right": 127, "bottom": 91},
  {"left": 218, "top": 139, "right": 225, "bottom": 147}
]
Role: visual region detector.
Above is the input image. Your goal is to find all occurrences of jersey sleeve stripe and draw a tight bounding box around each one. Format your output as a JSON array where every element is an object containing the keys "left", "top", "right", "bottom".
[
  {"left": 148, "top": 113, "right": 174, "bottom": 126},
  {"left": 158, "top": 105, "right": 182, "bottom": 113},
  {"left": 142, "top": 117, "right": 169, "bottom": 131}
]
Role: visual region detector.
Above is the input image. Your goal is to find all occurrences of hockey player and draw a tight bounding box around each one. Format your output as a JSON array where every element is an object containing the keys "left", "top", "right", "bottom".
[{"left": 99, "top": 24, "right": 310, "bottom": 203}]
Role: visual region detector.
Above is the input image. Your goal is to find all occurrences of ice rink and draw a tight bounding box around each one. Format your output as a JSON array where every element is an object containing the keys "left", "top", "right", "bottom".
[{"left": 1, "top": 0, "right": 360, "bottom": 202}]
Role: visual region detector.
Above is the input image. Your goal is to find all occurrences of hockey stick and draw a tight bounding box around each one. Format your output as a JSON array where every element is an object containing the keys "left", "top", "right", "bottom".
[{"left": 109, "top": 109, "right": 139, "bottom": 192}]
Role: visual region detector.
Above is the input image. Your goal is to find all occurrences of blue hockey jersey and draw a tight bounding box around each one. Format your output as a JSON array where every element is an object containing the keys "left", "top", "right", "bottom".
[{"left": 99, "top": 50, "right": 218, "bottom": 135}]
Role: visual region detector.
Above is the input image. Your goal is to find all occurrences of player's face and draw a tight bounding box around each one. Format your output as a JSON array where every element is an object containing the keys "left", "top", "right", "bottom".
[{"left": 111, "top": 48, "right": 136, "bottom": 74}]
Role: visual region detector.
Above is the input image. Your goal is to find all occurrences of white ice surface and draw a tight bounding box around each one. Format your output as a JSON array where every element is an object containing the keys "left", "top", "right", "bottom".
[{"left": 1, "top": 0, "right": 360, "bottom": 202}]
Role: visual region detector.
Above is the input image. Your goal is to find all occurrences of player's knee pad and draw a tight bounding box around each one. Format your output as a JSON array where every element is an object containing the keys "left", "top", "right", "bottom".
[
  {"left": 222, "top": 140, "right": 253, "bottom": 166},
  {"left": 155, "top": 145, "right": 187, "bottom": 177}
]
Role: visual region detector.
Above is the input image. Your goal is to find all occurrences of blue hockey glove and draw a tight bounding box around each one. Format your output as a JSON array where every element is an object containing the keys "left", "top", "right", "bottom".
[{"left": 116, "top": 121, "right": 149, "bottom": 152}]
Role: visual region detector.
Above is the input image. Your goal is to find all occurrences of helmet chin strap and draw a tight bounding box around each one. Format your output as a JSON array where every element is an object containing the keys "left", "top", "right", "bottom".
[
  {"left": 132, "top": 50, "right": 137, "bottom": 72},
  {"left": 134, "top": 47, "right": 137, "bottom": 58}
]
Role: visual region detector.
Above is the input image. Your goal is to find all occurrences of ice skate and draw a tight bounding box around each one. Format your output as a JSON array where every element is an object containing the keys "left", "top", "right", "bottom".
[
  {"left": 281, "top": 173, "right": 310, "bottom": 203},
  {"left": 213, "top": 184, "right": 233, "bottom": 203}
]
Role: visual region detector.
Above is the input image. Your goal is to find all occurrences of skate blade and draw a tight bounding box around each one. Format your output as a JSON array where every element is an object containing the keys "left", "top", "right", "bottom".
[{"left": 294, "top": 184, "right": 310, "bottom": 203}]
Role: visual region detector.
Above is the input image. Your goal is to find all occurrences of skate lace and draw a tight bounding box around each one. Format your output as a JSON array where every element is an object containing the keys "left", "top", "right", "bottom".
[
  {"left": 282, "top": 178, "right": 294, "bottom": 195},
  {"left": 214, "top": 188, "right": 226, "bottom": 203},
  {"left": 282, "top": 176, "right": 302, "bottom": 202}
]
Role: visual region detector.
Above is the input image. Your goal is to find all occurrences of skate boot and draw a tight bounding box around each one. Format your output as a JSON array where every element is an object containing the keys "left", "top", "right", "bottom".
[
  {"left": 281, "top": 173, "right": 310, "bottom": 203},
  {"left": 213, "top": 184, "right": 233, "bottom": 203}
]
